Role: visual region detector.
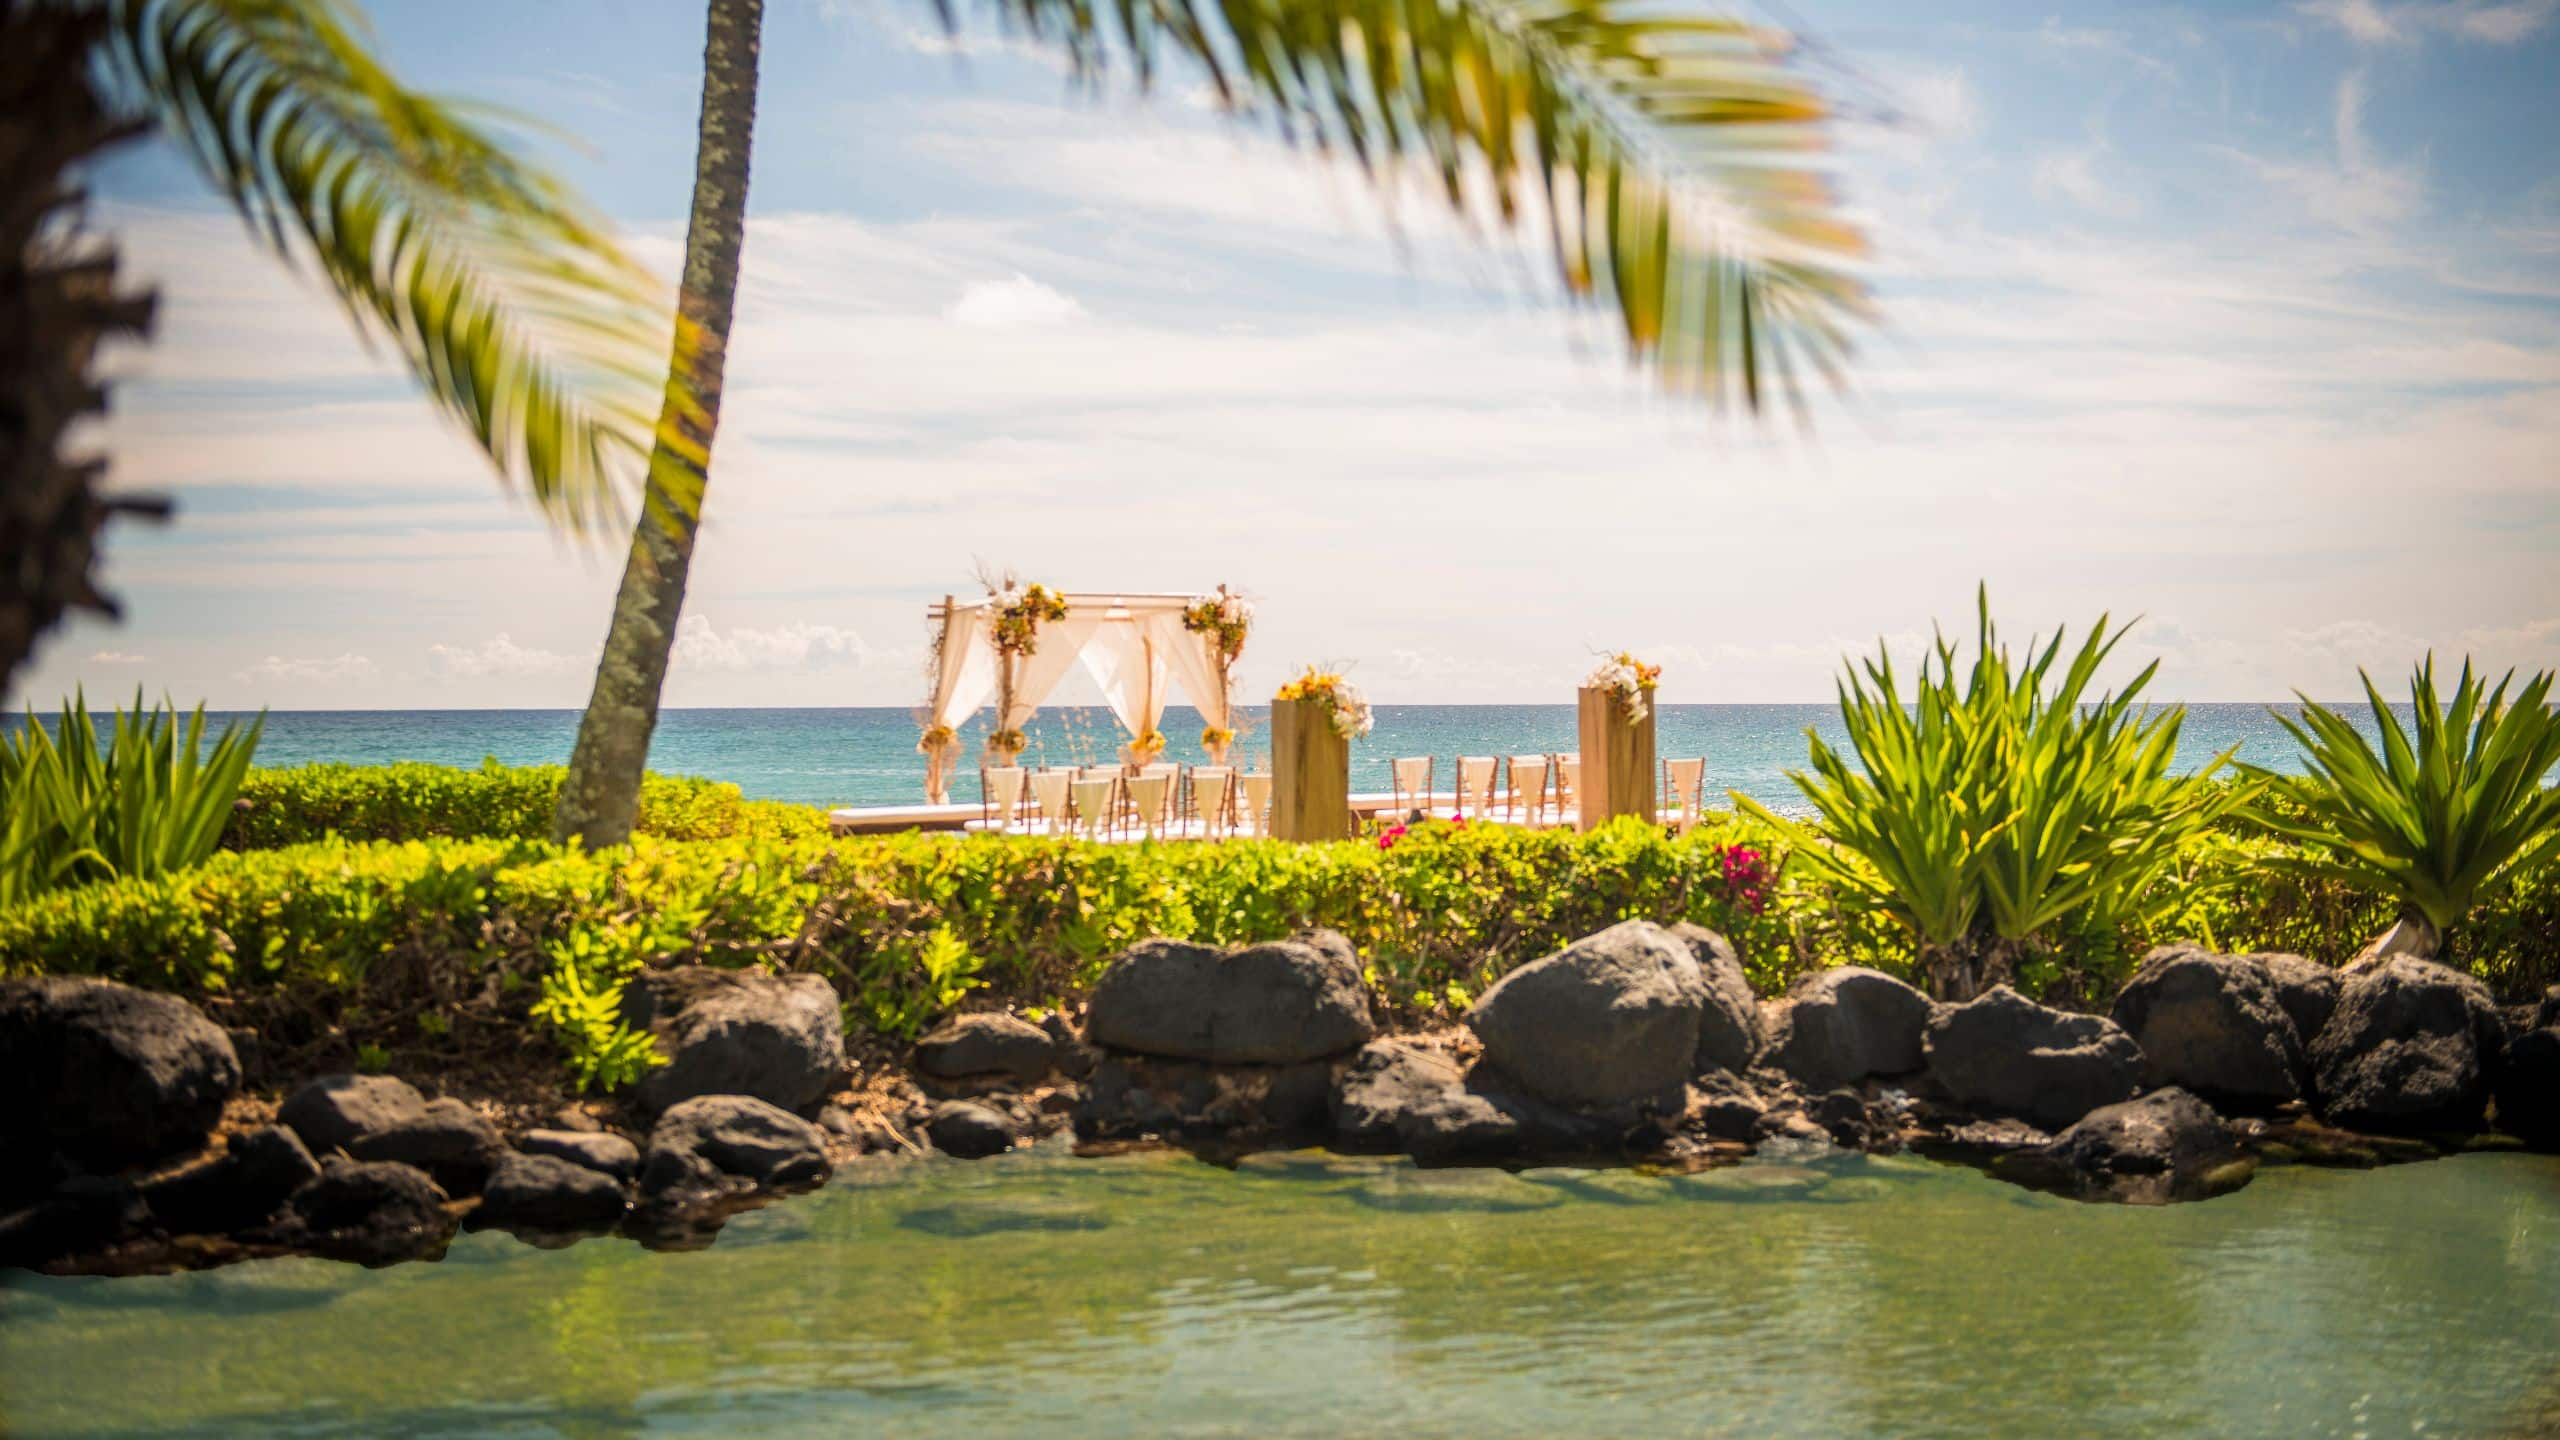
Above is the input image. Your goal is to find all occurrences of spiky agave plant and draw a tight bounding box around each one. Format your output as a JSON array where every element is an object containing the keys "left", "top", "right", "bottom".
[
  {"left": 1, "top": 0, "right": 679, "bottom": 700},
  {"left": 1738, "top": 589, "right": 2244, "bottom": 999},
  {"left": 0, "top": 690, "right": 262, "bottom": 906},
  {"left": 2242, "top": 658, "right": 2560, "bottom": 959}
]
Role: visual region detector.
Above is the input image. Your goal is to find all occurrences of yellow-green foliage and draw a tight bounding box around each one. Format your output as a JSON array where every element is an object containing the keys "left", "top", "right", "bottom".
[
  {"left": 5, "top": 817, "right": 2553, "bottom": 1089},
  {"left": 223, "top": 761, "right": 828, "bottom": 848}
]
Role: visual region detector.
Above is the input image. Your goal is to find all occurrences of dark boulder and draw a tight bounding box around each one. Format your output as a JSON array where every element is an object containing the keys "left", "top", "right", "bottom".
[
  {"left": 0, "top": 1176, "right": 147, "bottom": 1270},
  {"left": 1464, "top": 920, "right": 1704, "bottom": 1109},
  {"left": 1809, "top": 1089, "right": 1898, "bottom": 1151},
  {"left": 1075, "top": 1054, "right": 1334, "bottom": 1141},
  {"left": 2496, "top": 1027, "right": 2560, "bottom": 1147},
  {"left": 638, "top": 1095, "right": 830, "bottom": 1209},
  {"left": 516, "top": 1129, "right": 642, "bottom": 1182},
  {"left": 1924, "top": 986, "right": 2142, "bottom": 1130},
  {"left": 2254, "top": 953, "right": 2342, "bottom": 1046},
  {"left": 344, "top": 1098, "right": 505, "bottom": 1195},
  {"left": 477, "top": 1153, "right": 629, "bottom": 1229},
  {"left": 1327, "top": 1040, "right": 1632, "bottom": 1163},
  {"left": 1685, "top": 1070, "right": 1771, "bottom": 1144},
  {"left": 1086, "top": 930, "right": 1374, "bottom": 1065},
  {"left": 925, "top": 1101, "right": 1018, "bottom": 1159},
  {"left": 141, "top": 1125, "right": 320, "bottom": 1236},
  {"left": 914, "top": 1013, "right": 1057, "bottom": 1084},
  {"left": 634, "top": 970, "right": 846, "bottom": 1114},
  {"left": 2110, "top": 946, "right": 2306, "bottom": 1109},
  {"left": 2310, "top": 958, "right": 2507, "bottom": 1134},
  {"left": 1668, "top": 923, "right": 1765, "bottom": 1074},
  {"left": 0, "top": 977, "right": 241, "bottom": 1170},
  {"left": 278, "top": 1159, "right": 455, "bottom": 1264},
  {"left": 277, "top": 1073, "right": 428, "bottom": 1156},
  {"left": 1764, "top": 966, "right": 1935, "bottom": 1091},
  {"left": 1996, "top": 1087, "right": 2255, "bottom": 1204}
]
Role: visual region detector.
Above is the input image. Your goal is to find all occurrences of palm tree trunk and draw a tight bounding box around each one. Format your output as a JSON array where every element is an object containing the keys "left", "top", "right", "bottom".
[
  {"left": 553, "top": 0, "right": 763, "bottom": 846},
  {"left": 1, "top": 6, "right": 163, "bottom": 703}
]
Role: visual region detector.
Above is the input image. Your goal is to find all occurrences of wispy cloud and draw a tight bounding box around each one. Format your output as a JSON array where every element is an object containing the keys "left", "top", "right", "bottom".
[{"left": 2294, "top": 0, "right": 2557, "bottom": 45}]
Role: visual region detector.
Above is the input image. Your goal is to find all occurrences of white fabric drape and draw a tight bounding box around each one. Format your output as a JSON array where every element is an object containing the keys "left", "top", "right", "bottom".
[
  {"left": 926, "top": 608, "right": 999, "bottom": 728},
  {"left": 1000, "top": 613, "right": 1101, "bottom": 735},
  {"left": 1155, "top": 611, "right": 1230, "bottom": 734},
  {"left": 1078, "top": 618, "right": 1170, "bottom": 740}
]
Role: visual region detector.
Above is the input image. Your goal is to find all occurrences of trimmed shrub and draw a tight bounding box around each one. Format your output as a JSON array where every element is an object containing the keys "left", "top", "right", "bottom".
[{"left": 222, "top": 761, "right": 828, "bottom": 848}]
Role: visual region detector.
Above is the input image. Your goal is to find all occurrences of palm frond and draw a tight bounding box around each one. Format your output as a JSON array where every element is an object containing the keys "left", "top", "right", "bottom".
[
  {"left": 86, "top": 0, "right": 681, "bottom": 533},
  {"left": 972, "top": 0, "right": 1870, "bottom": 416}
]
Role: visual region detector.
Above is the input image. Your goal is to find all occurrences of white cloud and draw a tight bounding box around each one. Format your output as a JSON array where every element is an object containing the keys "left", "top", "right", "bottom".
[
  {"left": 669, "top": 616, "right": 883, "bottom": 672},
  {"left": 947, "top": 273, "right": 1088, "bottom": 330},
  {"left": 2031, "top": 146, "right": 2135, "bottom": 218},
  {"left": 2294, "top": 0, "right": 2556, "bottom": 44},
  {"left": 235, "top": 654, "right": 378, "bottom": 684},
  {"left": 2212, "top": 70, "right": 2422, "bottom": 235},
  {"left": 426, "top": 634, "right": 582, "bottom": 678},
  {"left": 88, "top": 650, "right": 148, "bottom": 664}
]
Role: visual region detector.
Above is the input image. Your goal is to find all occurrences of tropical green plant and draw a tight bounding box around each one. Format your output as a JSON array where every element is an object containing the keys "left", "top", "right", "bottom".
[
  {"left": 5, "top": 0, "right": 677, "bottom": 699},
  {"left": 2242, "top": 658, "right": 2560, "bottom": 954},
  {"left": 224, "top": 759, "right": 826, "bottom": 849},
  {"left": 552, "top": 0, "right": 1877, "bottom": 848},
  {"left": 1739, "top": 590, "right": 2246, "bottom": 999},
  {"left": 0, "top": 691, "right": 262, "bottom": 905}
]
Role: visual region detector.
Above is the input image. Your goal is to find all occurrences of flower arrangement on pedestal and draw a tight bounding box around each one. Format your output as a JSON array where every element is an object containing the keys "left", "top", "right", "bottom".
[
  {"left": 1276, "top": 667, "right": 1374, "bottom": 740},
  {"left": 1585, "top": 651, "right": 1662, "bottom": 726}
]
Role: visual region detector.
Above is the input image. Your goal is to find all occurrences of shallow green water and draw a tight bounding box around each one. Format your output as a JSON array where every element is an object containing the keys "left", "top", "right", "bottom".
[{"left": 4, "top": 1148, "right": 2558, "bottom": 1439}]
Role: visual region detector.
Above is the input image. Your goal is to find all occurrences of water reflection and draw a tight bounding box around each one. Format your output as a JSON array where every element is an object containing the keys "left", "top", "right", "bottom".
[{"left": 3, "top": 1150, "right": 2555, "bottom": 1439}]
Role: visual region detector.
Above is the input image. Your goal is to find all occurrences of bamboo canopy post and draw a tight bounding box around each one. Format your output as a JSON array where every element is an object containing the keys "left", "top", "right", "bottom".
[
  {"left": 1577, "top": 685, "right": 1656, "bottom": 830},
  {"left": 1271, "top": 698, "right": 1353, "bottom": 841}
]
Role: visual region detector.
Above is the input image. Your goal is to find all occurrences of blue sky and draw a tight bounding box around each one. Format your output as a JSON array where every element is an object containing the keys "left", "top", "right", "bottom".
[{"left": 31, "top": 0, "right": 2560, "bottom": 708}]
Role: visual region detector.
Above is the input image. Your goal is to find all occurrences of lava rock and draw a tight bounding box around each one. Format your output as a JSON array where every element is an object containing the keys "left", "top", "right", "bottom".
[
  {"left": 2254, "top": 952, "right": 2343, "bottom": 1047},
  {"left": 925, "top": 1101, "right": 1018, "bottom": 1158},
  {"left": 638, "top": 1095, "right": 830, "bottom": 1209},
  {"left": 2496, "top": 1027, "right": 2560, "bottom": 1147},
  {"left": 516, "top": 1129, "right": 642, "bottom": 1182},
  {"left": 1465, "top": 920, "right": 1705, "bottom": 1109},
  {"left": 1327, "top": 1040, "right": 1630, "bottom": 1163},
  {"left": 2110, "top": 946, "right": 2307, "bottom": 1109},
  {"left": 1085, "top": 929, "right": 1374, "bottom": 1065},
  {"left": 1763, "top": 966, "right": 1935, "bottom": 1091},
  {"left": 279, "top": 1159, "right": 455, "bottom": 1264},
  {"left": 1809, "top": 1089, "right": 1896, "bottom": 1150},
  {"left": 1924, "top": 986, "right": 2142, "bottom": 1130},
  {"left": 1668, "top": 922, "right": 1765, "bottom": 1074},
  {"left": 1996, "top": 1087, "right": 2254, "bottom": 1204},
  {"left": 344, "top": 1098, "right": 505, "bottom": 1195},
  {"left": 2310, "top": 958, "right": 2507, "bottom": 1135},
  {"left": 1685, "top": 1070, "right": 1771, "bottom": 1144},
  {"left": 0, "top": 977, "right": 242, "bottom": 1171},
  {"left": 478, "top": 1153, "right": 629, "bottom": 1229},
  {"left": 277, "top": 1073, "right": 429, "bottom": 1156},
  {"left": 1075, "top": 1054, "right": 1334, "bottom": 1141},
  {"left": 634, "top": 970, "right": 846, "bottom": 1114},
  {"left": 141, "top": 1125, "right": 320, "bottom": 1236},
  {"left": 914, "top": 1013, "right": 1057, "bottom": 1084},
  {"left": 0, "top": 1176, "right": 147, "bottom": 1270}
]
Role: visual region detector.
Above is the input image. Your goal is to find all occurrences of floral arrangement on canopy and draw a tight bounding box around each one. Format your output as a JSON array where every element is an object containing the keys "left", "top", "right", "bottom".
[
  {"left": 990, "top": 580, "right": 1070, "bottom": 657},
  {"left": 1182, "top": 586, "right": 1254, "bottom": 758},
  {"left": 1128, "top": 726, "right": 1168, "bottom": 760},
  {"left": 1585, "top": 651, "right": 1662, "bottom": 725},
  {"left": 1275, "top": 666, "right": 1374, "bottom": 740}
]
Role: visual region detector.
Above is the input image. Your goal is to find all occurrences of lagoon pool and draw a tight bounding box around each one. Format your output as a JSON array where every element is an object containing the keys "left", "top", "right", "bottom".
[{"left": 3, "top": 1148, "right": 2557, "bottom": 1438}]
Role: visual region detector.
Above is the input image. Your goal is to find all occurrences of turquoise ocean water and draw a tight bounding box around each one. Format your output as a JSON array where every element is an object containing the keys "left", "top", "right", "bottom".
[{"left": 163, "top": 703, "right": 2382, "bottom": 811}]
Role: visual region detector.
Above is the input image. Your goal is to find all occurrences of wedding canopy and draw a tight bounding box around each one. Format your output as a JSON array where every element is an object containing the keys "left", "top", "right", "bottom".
[{"left": 920, "top": 590, "right": 1244, "bottom": 767}]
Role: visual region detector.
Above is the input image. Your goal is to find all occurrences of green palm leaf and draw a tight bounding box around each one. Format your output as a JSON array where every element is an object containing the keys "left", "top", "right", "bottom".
[
  {"left": 973, "top": 0, "right": 1869, "bottom": 414},
  {"left": 86, "top": 0, "right": 682, "bottom": 533}
]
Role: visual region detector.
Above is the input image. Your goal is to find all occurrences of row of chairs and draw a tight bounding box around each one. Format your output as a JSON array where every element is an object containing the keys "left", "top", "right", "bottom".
[
  {"left": 976, "top": 764, "right": 1274, "bottom": 840},
  {"left": 1386, "top": 754, "right": 1711, "bottom": 830}
]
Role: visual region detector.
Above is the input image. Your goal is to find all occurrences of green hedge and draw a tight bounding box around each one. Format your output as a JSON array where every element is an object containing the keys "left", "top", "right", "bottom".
[
  {"left": 222, "top": 761, "right": 830, "bottom": 848},
  {"left": 7, "top": 816, "right": 2556, "bottom": 1089}
]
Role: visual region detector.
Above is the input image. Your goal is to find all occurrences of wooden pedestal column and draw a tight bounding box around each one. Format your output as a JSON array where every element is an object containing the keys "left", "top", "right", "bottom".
[
  {"left": 1576, "top": 685, "right": 1657, "bottom": 831},
  {"left": 1271, "top": 699, "right": 1353, "bottom": 841}
]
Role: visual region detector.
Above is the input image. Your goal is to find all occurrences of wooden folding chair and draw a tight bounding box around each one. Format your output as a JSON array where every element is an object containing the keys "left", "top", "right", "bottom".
[
  {"left": 1389, "top": 756, "right": 1435, "bottom": 819},
  {"left": 1028, "top": 769, "right": 1073, "bottom": 835},
  {"left": 1190, "top": 766, "right": 1236, "bottom": 837},
  {"left": 980, "top": 765, "right": 1027, "bottom": 831},
  {"left": 1238, "top": 772, "right": 1273, "bottom": 837},
  {"left": 1453, "top": 755, "right": 1497, "bottom": 818},
  {"left": 1505, "top": 754, "right": 1548, "bottom": 825},
  {"left": 1070, "top": 773, "right": 1118, "bottom": 841},
  {"left": 1662, "top": 757, "right": 1706, "bottom": 834},
  {"left": 1553, "top": 752, "right": 1582, "bottom": 826}
]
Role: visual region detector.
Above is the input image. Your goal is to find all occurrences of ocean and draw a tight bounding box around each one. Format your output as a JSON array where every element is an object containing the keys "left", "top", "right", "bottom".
[{"left": 144, "top": 703, "right": 2379, "bottom": 811}]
